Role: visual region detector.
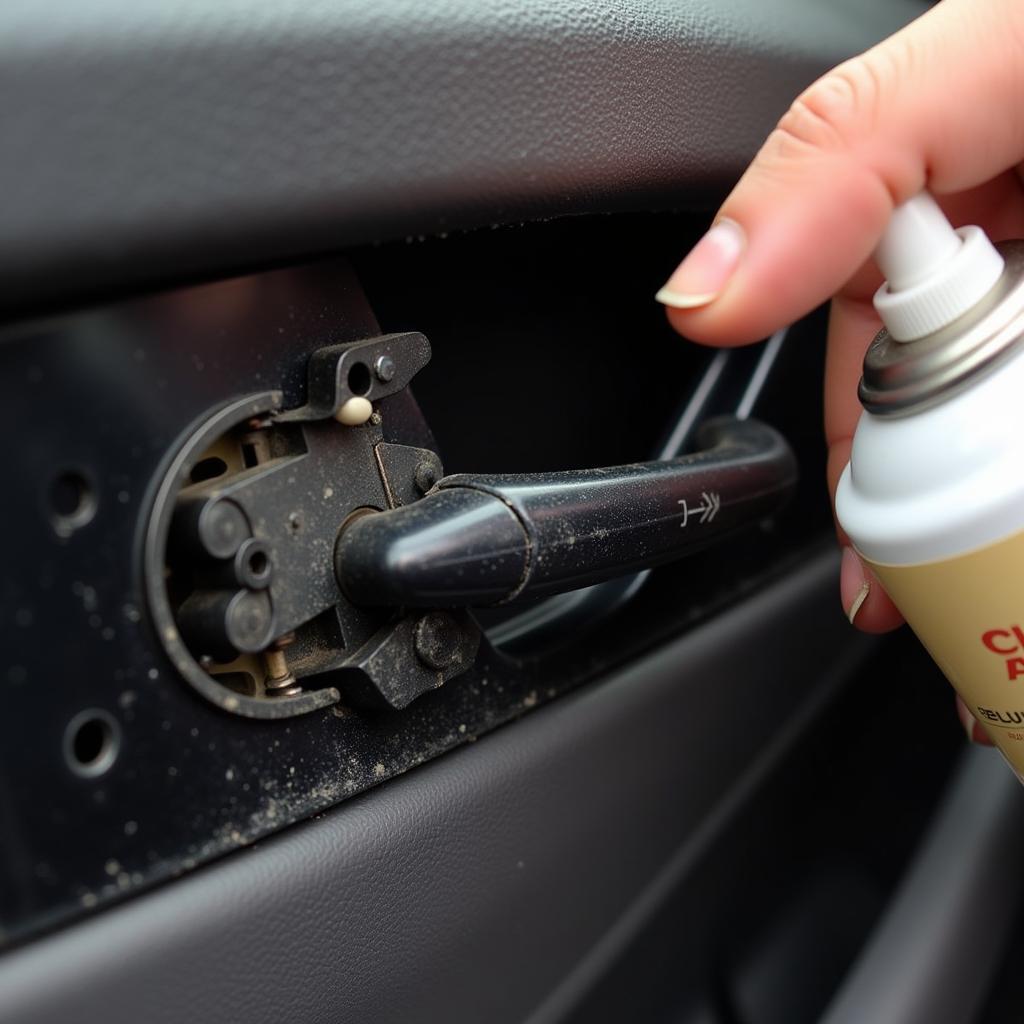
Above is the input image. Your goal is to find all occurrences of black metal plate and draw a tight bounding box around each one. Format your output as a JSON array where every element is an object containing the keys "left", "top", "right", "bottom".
[{"left": 0, "top": 243, "right": 828, "bottom": 949}]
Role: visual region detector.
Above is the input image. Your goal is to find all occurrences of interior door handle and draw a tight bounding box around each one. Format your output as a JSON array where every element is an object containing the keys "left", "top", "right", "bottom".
[
  {"left": 147, "top": 335, "right": 800, "bottom": 716},
  {"left": 336, "top": 416, "right": 797, "bottom": 608}
]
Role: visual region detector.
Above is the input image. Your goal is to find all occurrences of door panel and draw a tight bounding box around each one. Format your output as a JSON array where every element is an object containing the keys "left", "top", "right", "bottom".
[
  {"left": 0, "top": 551, "right": 930, "bottom": 1024},
  {"left": 5, "top": 1, "right": 1007, "bottom": 1022}
]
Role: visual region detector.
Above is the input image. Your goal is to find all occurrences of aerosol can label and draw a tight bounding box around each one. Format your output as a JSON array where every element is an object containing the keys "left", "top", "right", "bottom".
[{"left": 866, "top": 528, "right": 1024, "bottom": 775}]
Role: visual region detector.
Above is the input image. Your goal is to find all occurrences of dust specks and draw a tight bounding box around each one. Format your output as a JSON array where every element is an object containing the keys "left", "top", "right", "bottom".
[{"left": 72, "top": 581, "right": 98, "bottom": 612}]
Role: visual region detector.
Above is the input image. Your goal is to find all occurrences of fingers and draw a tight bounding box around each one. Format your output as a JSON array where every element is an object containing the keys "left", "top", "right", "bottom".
[
  {"left": 659, "top": 0, "right": 1024, "bottom": 346},
  {"left": 839, "top": 544, "right": 903, "bottom": 633},
  {"left": 825, "top": 177, "right": 1024, "bottom": 632},
  {"left": 956, "top": 694, "right": 995, "bottom": 747},
  {"left": 825, "top": 290, "right": 906, "bottom": 632}
]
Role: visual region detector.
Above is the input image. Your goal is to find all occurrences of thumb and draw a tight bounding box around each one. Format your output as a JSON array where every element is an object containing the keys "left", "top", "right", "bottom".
[{"left": 657, "top": 0, "right": 1024, "bottom": 345}]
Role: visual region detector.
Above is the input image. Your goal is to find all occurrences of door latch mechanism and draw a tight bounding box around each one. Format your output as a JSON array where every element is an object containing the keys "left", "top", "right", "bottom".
[{"left": 145, "top": 332, "right": 797, "bottom": 719}]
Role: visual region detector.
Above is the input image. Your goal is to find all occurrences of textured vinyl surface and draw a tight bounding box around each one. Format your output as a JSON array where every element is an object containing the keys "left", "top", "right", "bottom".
[
  {"left": 0, "top": 550, "right": 874, "bottom": 1024},
  {"left": 1, "top": 0, "right": 924, "bottom": 307},
  {"left": 0, "top": 2, "right": 927, "bottom": 1020}
]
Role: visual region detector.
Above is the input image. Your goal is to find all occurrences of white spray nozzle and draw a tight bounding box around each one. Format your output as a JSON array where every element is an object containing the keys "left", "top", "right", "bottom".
[{"left": 873, "top": 192, "right": 1005, "bottom": 342}]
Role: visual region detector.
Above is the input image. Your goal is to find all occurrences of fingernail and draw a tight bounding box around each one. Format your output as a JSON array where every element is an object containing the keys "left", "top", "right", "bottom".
[
  {"left": 655, "top": 219, "right": 745, "bottom": 309},
  {"left": 840, "top": 546, "right": 870, "bottom": 625}
]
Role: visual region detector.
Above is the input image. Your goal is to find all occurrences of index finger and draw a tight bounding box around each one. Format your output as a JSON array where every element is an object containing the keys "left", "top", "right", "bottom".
[{"left": 659, "top": 0, "right": 1024, "bottom": 346}]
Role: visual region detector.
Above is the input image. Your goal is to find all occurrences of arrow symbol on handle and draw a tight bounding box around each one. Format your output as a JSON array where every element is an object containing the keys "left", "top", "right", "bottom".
[
  {"left": 698, "top": 490, "right": 720, "bottom": 523},
  {"left": 677, "top": 491, "right": 720, "bottom": 528}
]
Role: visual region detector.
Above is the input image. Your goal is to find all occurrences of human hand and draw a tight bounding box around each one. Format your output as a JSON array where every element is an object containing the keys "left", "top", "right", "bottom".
[{"left": 657, "top": 0, "right": 1024, "bottom": 651}]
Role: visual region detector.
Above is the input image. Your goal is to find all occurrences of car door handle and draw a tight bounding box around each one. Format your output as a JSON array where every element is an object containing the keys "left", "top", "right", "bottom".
[{"left": 335, "top": 416, "right": 797, "bottom": 608}]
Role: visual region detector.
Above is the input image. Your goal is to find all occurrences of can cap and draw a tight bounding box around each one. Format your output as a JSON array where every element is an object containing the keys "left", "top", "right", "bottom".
[{"left": 873, "top": 193, "right": 1005, "bottom": 341}]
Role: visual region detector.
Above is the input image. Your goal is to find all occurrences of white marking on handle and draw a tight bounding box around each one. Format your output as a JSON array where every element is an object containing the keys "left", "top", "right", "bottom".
[{"left": 677, "top": 491, "right": 720, "bottom": 528}]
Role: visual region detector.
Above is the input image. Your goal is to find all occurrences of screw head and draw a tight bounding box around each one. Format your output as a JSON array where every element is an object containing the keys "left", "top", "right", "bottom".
[
  {"left": 374, "top": 355, "right": 396, "bottom": 383},
  {"left": 414, "top": 612, "right": 462, "bottom": 671},
  {"left": 414, "top": 461, "right": 437, "bottom": 494}
]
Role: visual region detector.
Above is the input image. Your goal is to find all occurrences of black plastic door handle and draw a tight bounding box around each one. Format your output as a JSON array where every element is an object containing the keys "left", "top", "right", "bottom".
[{"left": 336, "top": 416, "right": 797, "bottom": 608}]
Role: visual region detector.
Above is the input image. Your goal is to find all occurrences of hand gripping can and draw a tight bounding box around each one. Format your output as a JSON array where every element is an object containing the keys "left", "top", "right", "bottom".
[{"left": 837, "top": 192, "right": 1024, "bottom": 779}]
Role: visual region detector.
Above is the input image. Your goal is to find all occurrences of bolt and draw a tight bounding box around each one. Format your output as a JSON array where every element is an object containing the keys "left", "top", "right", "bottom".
[
  {"left": 263, "top": 632, "right": 301, "bottom": 697},
  {"left": 264, "top": 648, "right": 289, "bottom": 680},
  {"left": 414, "top": 461, "right": 437, "bottom": 494},
  {"left": 369, "top": 411, "right": 382, "bottom": 426},
  {"left": 414, "top": 612, "right": 462, "bottom": 671},
  {"left": 374, "top": 355, "right": 396, "bottom": 383}
]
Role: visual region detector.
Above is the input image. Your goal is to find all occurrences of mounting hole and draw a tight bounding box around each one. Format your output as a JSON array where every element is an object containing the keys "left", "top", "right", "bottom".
[
  {"left": 64, "top": 710, "right": 120, "bottom": 778},
  {"left": 190, "top": 456, "right": 228, "bottom": 484},
  {"left": 347, "top": 361, "right": 371, "bottom": 396},
  {"left": 48, "top": 470, "right": 96, "bottom": 536},
  {"left": 248, "top": 549, "right": 268, "bottom": 576}
]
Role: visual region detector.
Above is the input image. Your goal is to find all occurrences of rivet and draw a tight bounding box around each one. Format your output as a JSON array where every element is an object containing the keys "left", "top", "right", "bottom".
[{"left": 374, "top": 355, "right": 396, "bottom": 383}]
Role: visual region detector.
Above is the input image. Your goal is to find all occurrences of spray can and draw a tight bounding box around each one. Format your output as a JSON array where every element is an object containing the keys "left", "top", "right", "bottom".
[{"left": 836, "top": 192, "right": 1024, "bottom": 779}]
